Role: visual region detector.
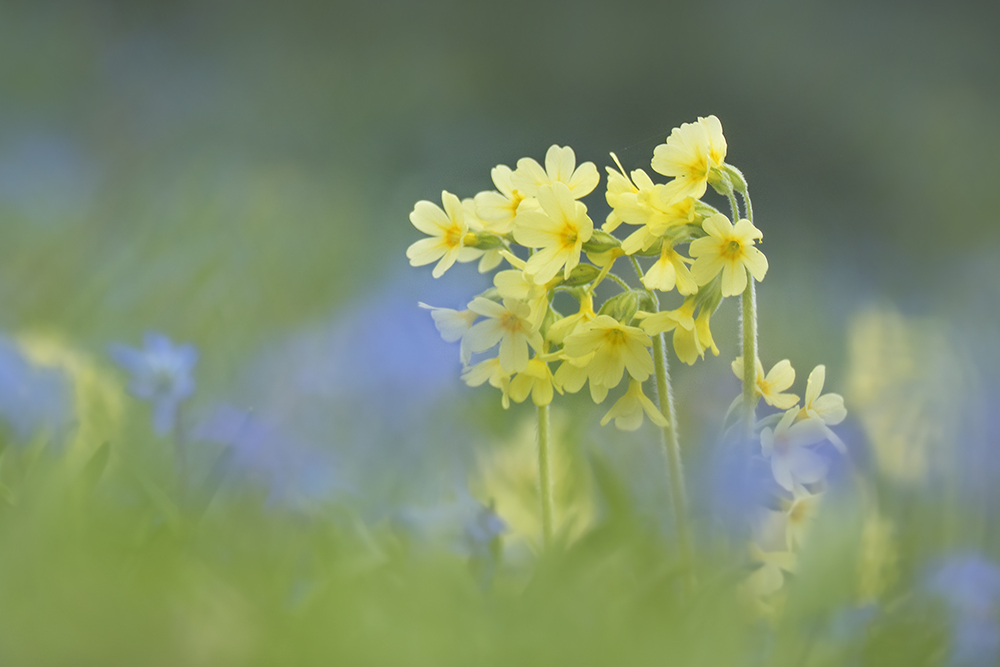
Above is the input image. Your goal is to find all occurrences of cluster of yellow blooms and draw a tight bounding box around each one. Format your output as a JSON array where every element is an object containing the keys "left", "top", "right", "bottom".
[
  {"left": 408, "top": 115, "right": 852, "bottom": 607},
  {"left": 409, "top": 116, "right": 767, "bottom": 431}
]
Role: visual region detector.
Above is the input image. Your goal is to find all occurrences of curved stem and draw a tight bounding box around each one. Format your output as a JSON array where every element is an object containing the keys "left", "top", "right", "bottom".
[
  {"left": 726, "top": 190, "right": 741, "bottom": 222},
  {"left": 537, "top": 403, "right": 555, "bottom": 549},
  {"left": 740, "top": 270, "right": 759, "bottom": 437},
  {"left": 741, "top": 187, "right": 754, "bottom": 224},
  {"left": 606, "top": 272, "right": 632, "bottom": 291},
  {"left": 652, "top": 333, "right": 695, "bottom": 585}
]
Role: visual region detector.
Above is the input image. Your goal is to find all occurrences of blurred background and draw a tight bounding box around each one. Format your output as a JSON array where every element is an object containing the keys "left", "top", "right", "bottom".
[{"left": 2, "top": 0, "right": 1000, "bottom": 662}]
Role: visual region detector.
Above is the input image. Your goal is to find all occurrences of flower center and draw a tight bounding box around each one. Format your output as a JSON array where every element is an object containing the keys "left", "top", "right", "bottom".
[
  {"left": 500, "top": 312, "right": 524, "bottom": 333},
  {"left": 444, "top": 224, "right": 464, "bottom": 248},
  {"left": 723, "top": 239, "right": 743, "bottom": 260},
  {"left": 558, "top": 223, "right": 579, "bottom": 250}
]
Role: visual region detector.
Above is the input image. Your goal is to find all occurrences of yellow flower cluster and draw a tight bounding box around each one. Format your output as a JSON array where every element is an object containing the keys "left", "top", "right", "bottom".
[{"left": 407, "top": 118, "right": 768, "bottom": 431}]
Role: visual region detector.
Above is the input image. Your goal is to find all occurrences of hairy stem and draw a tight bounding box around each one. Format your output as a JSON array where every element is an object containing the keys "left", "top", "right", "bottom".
[
  {"left": 740, "top": 269, "right": 759, "bottom": 436},
  {"left": 537, "top": 403, "right": 554, "bottom": 548}
]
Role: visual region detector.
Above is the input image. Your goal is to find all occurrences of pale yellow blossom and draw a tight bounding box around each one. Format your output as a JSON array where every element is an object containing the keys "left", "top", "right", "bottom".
[
  {"left": 513, "top": 183, "right": 594, "bottom": 283},
  {"left": 461, "top": 357, "right": 511, "bottom": 409},
  {"left": 406, "top": 191, "right": 481, "bottom": 278},
  {"left": 732, "top": 357, "right": 799, "bottom": 410},
  {"left": 511, "top": 144, "right": 599, "bottom": 199},
  {"left": 689, "top": 214, "right": 768, "bottom": 297},
  {"left": 651, "top": 115, "right": 728, "bottom": 201},
  {"left": 463, "top": 298, "right": 543, "bottom": 374},
  {"left": 562, "top": 315, "right": 653, "bottom": 388},
  {"left": 509, "top": 357, "right": 561, "bottom": 406},
  {"left": 600, "top": 379, "right": 668, "bottom": 431}
]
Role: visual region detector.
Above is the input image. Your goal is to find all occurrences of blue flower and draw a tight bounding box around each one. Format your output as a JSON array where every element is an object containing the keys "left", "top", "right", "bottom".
[{"left": 109, "top": 332, "right": 197, "bottom": 436}]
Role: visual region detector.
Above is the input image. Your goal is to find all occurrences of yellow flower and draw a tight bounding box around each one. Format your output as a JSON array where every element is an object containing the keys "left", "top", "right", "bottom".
[
  {"left": 406, "top": 191, "right": 481, "bottom": 278},
  {"left": 562, "top": 315, "right": 654, "bottom": 388},
  {"left": 461, "top": 357, "right": 511, "bottom": 409},
  {"left": 460, "top": 198, "right": 504, "bottom": 273},
  {"left": 493, "top": 268, "right": 552, "bottom": 329},
  {"left": 472, "top": 164, "right": 523, "bottom": 235},
  {"left": 635, "top": 298, "right": 696, "bottom": 336},
  {"left": 641, "top": 243, "right": 697, "bottom": 295},
  {"left": 600, "top": 379, "right": 668, "bottom": 431},
  {"left": 511, "top": 144, "right": 599, "bottom": 199},
  {"left": 651, "top": 115, "right": 727, "bottom": 201},
  {"left": 546, "top": 293, "right": 597, "bottom": 345},
  {"left": 418, "top": 302, "right": 478, "bottom": 364},
  {"left": 672, "top": 305, "right": 719, "bottom": 365},
  {"left": 604, "top": 155, "right": 698, "bottom": 253},
  {"left": 513, "top": 183, "right": 595, "bottom": 283},
  {"left": 799, "top": 365, "right": 847, "bottom": 425},
  {"left": 509, "top": 357, "right": 561, "bottom": 406},
  {"left": 464, "top": 298, "right": 543, "bottom": 374},
  {"left": 732, "top": 357, "right": 799, "bottom": 410},
  {"left": 689, "top": 214, "right": 768, "bottom": 297},
  {"left": 553, "top": 354, "right": 609, "bottom": 404}
]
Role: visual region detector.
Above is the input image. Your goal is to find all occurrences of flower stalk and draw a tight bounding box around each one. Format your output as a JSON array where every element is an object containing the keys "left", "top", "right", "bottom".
[{"left": 537, "top": 402, "right": 555, "bottom": 548}]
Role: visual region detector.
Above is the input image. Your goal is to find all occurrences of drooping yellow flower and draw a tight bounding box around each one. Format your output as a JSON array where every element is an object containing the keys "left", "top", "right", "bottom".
[
  {"left": 651, "top": 115, "right": 728, "bottom": 201},
  {"left": 509, "top": 357, "right": 561, "bottom": 406},
  {"left": 513, "top": 183, "right": 594, "bottom": 284},
  {"left": 463, "top": 298, "right": 543, "bottom": 374},
  {"left": 406, "top": 191, "right": 481, "bottom": 278},
  {"left": 546, "top": 292, "right": 597, "bottom": 345},
  {"left": 418, "top": 303, "right": 478, "bottom": 364},
  {"left": 635, "top": 298, "right": 696, "bottom": 337},
  {"left": 641, "top": 243, "right": 698, "bottom": 295},
  {"left": 553, "top": 353, "right": 609, "bottom": 404},
  {"left": 799, "top": 365, "right": 847, "bottom": 425},
  {"left": 672, "top": 304, "right": 719, "bottom": 365},
  {"left": 732, "top": 357, "right": 799, "bottom": 410},
  {"left": 472, "top": 164, "right": 523, "bottom": 235},
  {"left": 600, "top": 379, "right": 668, "bottom": 431},
  {"left": 562, "top": 315, "right": 653, "bottom": 388},
  {"left": 511, "top": 144, "right": 599, "bottom": 199},
  {"left": 461, "top": 357, "right": 511, "bottom": 409},
  {"left": 689, "top": 214, "right": 768, "bottom": 297}
]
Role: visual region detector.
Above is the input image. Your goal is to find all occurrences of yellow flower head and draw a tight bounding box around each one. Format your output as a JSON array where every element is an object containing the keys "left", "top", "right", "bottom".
[
  {"left": 641, "top": 243, "right": 697, "bottom": 295},
  {"left": 672, "top": 302, "right": 720, "bottom": 366},
  {"left": 407, "top": 191, "right": 482, "bottom": 278},
  {"left": 513, "top": 183, "right": 595, "bottom": 283},
  {"left": 461, "top": 357, "right": 511, "bottom": 409},
  {"left": 732, "top": 357, "right": 799, "bottom": 410},
  {"left": 651, "top": 115, "right": 727, "bottom": 201},
  {"left": 418, "top": 302, "right": 478, "bottom": 365},
  {"left": 799, "top": 365, "right": 847, "bottom": 426},
  {"left": 562, "top": 315, "right": 654, "bottom": 388},
  {"left": 689, "top": 214, "right": 768, "bottom": 297},
  {"left": 509, "top": 357, "right": 562, "bottom": 407},
  {"left": 546, "top": 293, "right": 597, "bottom": 345},
  {"left": 463, "top": 297, "right": 543, "bottom": 374},
  {"left": 511, "top": 145, "right": 599, "bottom": 199},
  {"left": 472, "top": 164, "right": 523, "bottom": 235},
  {"left": 600, "top": 379, "right": 668, "bottom": 431},
  {"left": 635, "top": 298, "right": 696, "bottom": 336}
]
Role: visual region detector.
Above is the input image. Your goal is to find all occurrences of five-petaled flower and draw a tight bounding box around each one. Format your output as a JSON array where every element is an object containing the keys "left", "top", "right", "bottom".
[
  {"left": 689, "top": 214, "right": 768, "bottom": 297},
  {"left": 109, "top": 332, "right": 197, "bottom": 436},
  {"left": 407, "top": 191, "right": 480, "bottom": 278},
  {"left": 513, "top": 183, "right": 595, "bottom": 283}
]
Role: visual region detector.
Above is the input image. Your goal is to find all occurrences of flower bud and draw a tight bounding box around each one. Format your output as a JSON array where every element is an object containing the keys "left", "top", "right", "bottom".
[
  {"left": 559, "top": 263, "right": 602, "bottom": 287},
  {"left": 581, "top": 229, "right": 622, "bottom": 253},
  {"left": 598, "top": 290, "right": 640, "bottom": 324},
  {"left": 723, "top": 164, "right": 748, "bottom": 194},
  {"left": 464, "top": 231, "right": 505, "bottom": 250}
]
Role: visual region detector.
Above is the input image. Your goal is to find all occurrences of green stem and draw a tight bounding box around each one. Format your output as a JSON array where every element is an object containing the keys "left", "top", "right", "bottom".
[
  {"left": 652, "top": 333, "right": 695, "bottom": 583},
  {"left": 606, "top": 272, "right": 632, "bottom": 291},
  {"left": 537, "top": 403, "right": 554, "bottom": 549},
  {"left": 740, "top": 269, "right": 759, "bottom": 437},
  {"left": 726, "top": 190, "right": 741, "bottom": 222},
  {"left": 741, "top": 187, "right": 754, "bottom": 224}
]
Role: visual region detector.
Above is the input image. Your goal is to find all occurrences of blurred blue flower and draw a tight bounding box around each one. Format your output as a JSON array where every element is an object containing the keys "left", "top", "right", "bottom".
[
  {"left": 926, "top": 553, "right": 1000, "bottom": 667},
  {"left": 0, "top": 337, "right": 73, "bottom": 443},
  {"left": 109, "top": 332, "right": 197, "bottom": 436}
]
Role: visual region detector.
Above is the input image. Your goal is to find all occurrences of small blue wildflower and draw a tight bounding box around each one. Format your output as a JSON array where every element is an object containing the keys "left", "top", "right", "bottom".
[{"left": 109, "top": 332, "right": 197, "bottom": 436}]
